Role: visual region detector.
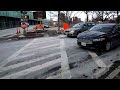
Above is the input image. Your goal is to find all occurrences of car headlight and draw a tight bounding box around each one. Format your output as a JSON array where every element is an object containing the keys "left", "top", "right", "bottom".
[
  {"left": 70, "top": 30, "right": 74, "bottom": 33},
  {"left": 93, "top": 38, "right": 105, "bottom": 41}
]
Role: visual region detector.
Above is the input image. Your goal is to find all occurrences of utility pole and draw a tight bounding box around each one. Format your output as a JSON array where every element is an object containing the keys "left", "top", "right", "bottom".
[
  {"left": 117, "top": 11, "right": 119, "bottom": 17},
  {"left": 101, "top": 11, "right": 104, "bottom": 22},
  {"left": 58, "top": 11, "right": 60, "bottom": 31},
  {"left": 21, "top": 11, "right": 27, "bottom": 35}
]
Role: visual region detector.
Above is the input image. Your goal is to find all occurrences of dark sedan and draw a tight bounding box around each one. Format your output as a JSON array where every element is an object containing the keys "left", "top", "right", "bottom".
[
  {"left": 77, "top": 23, "right": 120, "bottom": 51},
  {"left": 64, "top": 22, "right": 95, "bottom": 37}
]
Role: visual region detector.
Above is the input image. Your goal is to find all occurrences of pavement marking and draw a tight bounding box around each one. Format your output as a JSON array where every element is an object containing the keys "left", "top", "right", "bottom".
[
  {"left": 106, "top": 65, "right": 120, "bottom": 79},
  {"left": 31, "top": 38, "right": 58, "bottom": 46},
  {"left": 22, "top": 46, "right": 60, "bottom": 55},
  {"left": 0, "top": 58, "right": 61, "bottom": 79},
  {"left": 34, "top": 37, "right": 58, "bottom": 43},
  {"left": 10, "top": 53, "right": 35, "bottom": 61},
  {"left": 60, "top": 39, "right": 72, "bottom": 79},
  {"left": 0, "top": 38, "right": 38, "bottom": 69},
  {"left": 0, "top": 52, "right": 61, "bottom": 73},
  {"left": 88, "top": 51, "right": 107, "bottom": 68},
  {"left": 23, "top": 43, "right": 60, "bottom": 53},
  {"left": 59, "top": 35, "right": 66, "bottom": 38},
  {"left": 46, "top": 74, "right": 62, "bottom": 79}
]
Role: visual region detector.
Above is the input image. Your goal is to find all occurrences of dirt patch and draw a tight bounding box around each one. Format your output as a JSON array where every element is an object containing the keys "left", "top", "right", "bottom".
[
  {"left": 46, "top": 30, "right": 58, "bottom": 37},
  {"left": 69, "top": 55, "right": 92, "bottom": 69}
]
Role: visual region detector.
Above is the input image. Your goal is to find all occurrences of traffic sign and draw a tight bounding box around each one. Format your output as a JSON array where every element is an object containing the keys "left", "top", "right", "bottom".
[{"left": 21, "top": 23, "right": 27, "bottom": 30}]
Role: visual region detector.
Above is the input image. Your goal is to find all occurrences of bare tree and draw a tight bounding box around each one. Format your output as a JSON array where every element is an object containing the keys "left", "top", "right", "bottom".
[
  {"left": 47, "top": 11, "right": 79, "bottom": 24},
  {"left": 83, "top": 11, "right": 92, "bottom": 22},
  {"left": 95, "top": 11, "right": 114, "bottom": 22}
]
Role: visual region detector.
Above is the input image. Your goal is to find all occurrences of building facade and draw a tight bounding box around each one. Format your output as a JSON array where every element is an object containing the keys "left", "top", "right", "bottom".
[{"left": 0, "top": 11, "right": 46, "bottom": 30}]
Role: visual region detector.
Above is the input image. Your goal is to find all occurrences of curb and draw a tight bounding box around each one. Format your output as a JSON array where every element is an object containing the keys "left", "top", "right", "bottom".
[{"left": 0, "top": 32, "right": 45, "bottom": 42}]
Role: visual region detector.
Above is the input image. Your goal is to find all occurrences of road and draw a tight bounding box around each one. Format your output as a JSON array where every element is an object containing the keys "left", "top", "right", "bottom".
[{"left": 0, "top": 29, "right": 120, "bottom": 79}]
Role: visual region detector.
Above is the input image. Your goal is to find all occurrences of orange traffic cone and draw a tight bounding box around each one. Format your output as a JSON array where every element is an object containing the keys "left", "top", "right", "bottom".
[{"left": 16, "top": 27, "right": 19, "bottom": 34}]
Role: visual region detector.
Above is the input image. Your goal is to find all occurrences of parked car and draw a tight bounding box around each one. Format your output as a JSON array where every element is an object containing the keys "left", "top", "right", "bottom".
[
  {"left": 77, "top": 23, "right": 120, "bottom": 51},
  {"left": 25, "top": 22, "right": 29, "bottom": 27},
  {"left": 44, "top": 24, "right": 49, "bottom": 28},
  {"left": 64, "top": 22, "right": 95, "bottom": 37}
]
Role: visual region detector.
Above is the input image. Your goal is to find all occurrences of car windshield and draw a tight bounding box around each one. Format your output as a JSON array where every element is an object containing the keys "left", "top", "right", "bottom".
[
  {"left": 89, "top": 24, "right": 114, "bottom": 33},
  {"left": 73, "top": 23, "right": 83, "bottom": 28}
]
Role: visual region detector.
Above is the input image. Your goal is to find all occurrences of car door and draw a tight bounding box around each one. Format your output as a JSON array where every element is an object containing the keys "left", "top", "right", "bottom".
[{"left": 111, "top": 25, "right": 120, "bottom": 46}]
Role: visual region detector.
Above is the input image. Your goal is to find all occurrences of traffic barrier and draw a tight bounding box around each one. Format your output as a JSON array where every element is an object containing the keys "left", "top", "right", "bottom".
[{"left": 63, "top": 23, "right": 69, "bottom": 31}]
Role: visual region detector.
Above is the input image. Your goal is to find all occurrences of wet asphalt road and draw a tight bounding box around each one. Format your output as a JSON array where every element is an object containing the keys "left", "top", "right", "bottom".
[{"left": 0, "top": 33, "right": 120, "bottom": 79}]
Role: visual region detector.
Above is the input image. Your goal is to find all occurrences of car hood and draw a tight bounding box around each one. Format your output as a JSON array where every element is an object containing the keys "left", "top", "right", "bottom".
[
  {"left": 65, "top": 28, "right": 80, "bottom": 31},
  {"left": 78, "top": 30, "right": 106, "bottom": 39}
]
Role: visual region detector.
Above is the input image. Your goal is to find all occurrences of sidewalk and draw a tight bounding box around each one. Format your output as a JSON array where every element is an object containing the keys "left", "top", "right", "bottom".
[{"left": 0, "top": 25, "right": 35, "bottom": 38}]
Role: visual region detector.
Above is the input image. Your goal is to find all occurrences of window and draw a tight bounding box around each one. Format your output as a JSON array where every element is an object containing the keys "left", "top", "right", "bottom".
[
  {"left": 113, "top": 25, "right": 120, "bottom": 33},
  {"left": 90, "top": 24, "right": 114, "bottom": 33}
]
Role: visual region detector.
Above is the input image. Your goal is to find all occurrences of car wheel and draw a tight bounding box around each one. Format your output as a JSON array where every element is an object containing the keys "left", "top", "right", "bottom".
[
  {"left": 77, "top": 41, "right": 82, "bottom": 47},
  {"left": 105, "top": 42, "right": 111, "bottom": 51}
]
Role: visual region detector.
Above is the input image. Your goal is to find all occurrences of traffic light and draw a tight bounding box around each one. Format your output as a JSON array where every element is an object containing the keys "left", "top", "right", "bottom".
[{"left": 24, "top": 15, "right": 29, "bottom": 19}]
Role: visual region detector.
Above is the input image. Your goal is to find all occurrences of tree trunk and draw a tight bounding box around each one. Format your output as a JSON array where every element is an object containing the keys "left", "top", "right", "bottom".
[
  {"left": 86, "top": 14, "right": 89, "bottom": 22},
  {"left": 117, "top": 11, "right": 119, "bottom": 17},
  {"left": 101, "top": 11, "right": 104, "bottom": 22}
]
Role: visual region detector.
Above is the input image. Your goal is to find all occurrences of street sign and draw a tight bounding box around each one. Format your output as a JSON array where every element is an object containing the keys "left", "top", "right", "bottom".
[{"left": 21, "top": 23, "right": 27, "bottom": 30}]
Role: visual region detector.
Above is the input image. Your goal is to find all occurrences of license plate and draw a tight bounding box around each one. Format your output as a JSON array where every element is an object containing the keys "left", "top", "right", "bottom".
[{"left": 81, "top": 42, "right": 86, "bottom": 46}]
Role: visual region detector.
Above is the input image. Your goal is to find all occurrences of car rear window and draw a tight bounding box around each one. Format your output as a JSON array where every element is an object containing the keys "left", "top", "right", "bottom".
[{"left": 89, "top": 24, "right": 115, "bottom": 33}]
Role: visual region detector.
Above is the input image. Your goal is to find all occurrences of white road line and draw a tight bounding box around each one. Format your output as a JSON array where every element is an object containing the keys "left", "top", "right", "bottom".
[
  {"left": 23, "top": 43, "right": 60, "bottom": 53},
  {"left": 106, "top": 65, "right": 120, "bottom": 79},
  {"left": 88, "top": 51, "right": 107, "bottom": 67},
  {"left": 26, "top": 39, "right": 58, "bottom": 49},
  {"left": 60, "top": 39, "right": 72, "bottom": 79},
  {"left": 34, "top": 37, "right": 58, "bottom": 43},
  {"left": 0, "top": 52, "right": 61, "bottom": 73},
  {"left": 46, "top": 74, "right": 62, "bottom": 79},
  {"left": 30, "top": 38, "right": 58, "bottom": 46},
  {"left": 11, "top": 53, "right": 35, "bottom": 61},
  {"left": 22, "top": 46, "right": 60, "bottom": 55},
  {"left": 0, "top": 38, "right": 38, "bottom": 69},
  {"left": 0, "top": 58, "right": 61, "bottom": 79}
]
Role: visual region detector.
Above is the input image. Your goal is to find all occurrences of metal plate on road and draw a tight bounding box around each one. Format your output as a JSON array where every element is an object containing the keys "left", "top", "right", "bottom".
[{"left": 81, "top": 42, "right": 86, "bottom": 46}]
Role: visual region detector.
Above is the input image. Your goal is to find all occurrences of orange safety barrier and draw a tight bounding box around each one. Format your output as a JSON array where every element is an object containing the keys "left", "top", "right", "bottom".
[
  {"left": 35, "top": 24, "right": 44, "bottom": 29},
  {"left": 63, "top": 23, "right": 69, "bottom": 30}
]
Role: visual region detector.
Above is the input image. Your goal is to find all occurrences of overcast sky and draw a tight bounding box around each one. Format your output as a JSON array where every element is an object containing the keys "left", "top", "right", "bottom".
[{"left": 46, "top": 11, "right": 93, "bottom": 21}]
